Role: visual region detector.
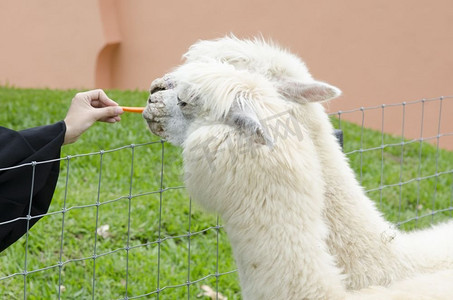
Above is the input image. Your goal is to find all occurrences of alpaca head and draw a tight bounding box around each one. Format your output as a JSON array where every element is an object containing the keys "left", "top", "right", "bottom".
[{"left": 143, "top": 59, "right": 284, "bottom": 147}]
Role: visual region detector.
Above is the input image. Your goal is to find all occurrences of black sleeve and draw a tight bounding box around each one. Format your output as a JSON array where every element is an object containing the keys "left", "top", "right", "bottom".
[{"left": 0, "top": 121, "right": 66, "bottom": 252}]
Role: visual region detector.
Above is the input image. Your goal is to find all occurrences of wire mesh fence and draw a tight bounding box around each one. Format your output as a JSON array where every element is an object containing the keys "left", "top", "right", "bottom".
[
  {"left": 333, "top": 96, "right": 453, "bottom": 229},
  {"left": 0, "top": 140, "right": 238, "bottom": 299},
  {"left": 1, "top": 96, "right": 452, "bottom": 299}
]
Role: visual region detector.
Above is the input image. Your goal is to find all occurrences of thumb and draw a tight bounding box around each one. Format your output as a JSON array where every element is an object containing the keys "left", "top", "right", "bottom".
[{"left": 94, "top": 106, "right": 124, "bottom": 122}]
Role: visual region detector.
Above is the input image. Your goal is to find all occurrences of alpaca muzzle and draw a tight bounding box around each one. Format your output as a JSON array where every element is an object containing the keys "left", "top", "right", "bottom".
[{"left": 143, "top": 94, "right": 168, "bottom": 137}]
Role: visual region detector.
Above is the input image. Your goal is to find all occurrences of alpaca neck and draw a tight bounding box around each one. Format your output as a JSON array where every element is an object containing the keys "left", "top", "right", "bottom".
[
  {"left": 306, "top": 104, "right": 392, "bottom": 233},
  {"left": 222, "top": 189, "right": 347, "bottom": 300},
  {"left": 303, "top": 104, "right": 412, "bottom": 289},
  {"left": 217, "top": 142, "right": 346, "bottom": 299}
]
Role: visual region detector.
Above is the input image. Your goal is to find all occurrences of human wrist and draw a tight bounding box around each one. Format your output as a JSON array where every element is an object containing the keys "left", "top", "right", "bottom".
[{"left": 63, "top": 119, "right": 78, "bottom": 145}]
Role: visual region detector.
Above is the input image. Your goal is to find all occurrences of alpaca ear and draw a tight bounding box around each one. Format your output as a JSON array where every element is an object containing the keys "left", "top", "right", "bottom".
[
  {"left": 277, "top": 80, "right": 342, "bottom": 103},
  {"left": 227, "top": 102, "right": 273, "bottom": 147}
]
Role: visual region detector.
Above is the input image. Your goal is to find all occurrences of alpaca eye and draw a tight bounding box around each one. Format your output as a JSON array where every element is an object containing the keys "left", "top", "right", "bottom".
[{"left": 177, "top": 96, "right": 187, "bottom": 107}]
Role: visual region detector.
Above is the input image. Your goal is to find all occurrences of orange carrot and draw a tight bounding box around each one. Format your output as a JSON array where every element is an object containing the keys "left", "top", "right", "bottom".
[{"left": 120, "top": 106, "right": 145, "bottom": 113}]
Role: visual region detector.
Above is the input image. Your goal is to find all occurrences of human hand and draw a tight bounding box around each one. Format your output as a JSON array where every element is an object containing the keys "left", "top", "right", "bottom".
[{"left": 63, "top": 89, "right": 124, "bottom": 145}]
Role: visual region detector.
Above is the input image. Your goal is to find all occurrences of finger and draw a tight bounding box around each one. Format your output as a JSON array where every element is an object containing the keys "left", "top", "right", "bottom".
[
  {"left": 95, "top": 89, "right": 118, "bottom": 106},
  {"left": 99, "top": 114, "right": 122, "bottom": 122},
  {"left": 101, "top": 117, "right": 121, "bottom": 123},
  {"left": 81, "top": 89, "right": 118, "bottom": 107},
  {"left": 90, "top": 99, "right": 114, "bottom": 108},
  {"left": 93, "top": 106, "right": 123, "bottom": 122},
  {"left": 90, "top": 99, "right": 101, "bottom": 108}
]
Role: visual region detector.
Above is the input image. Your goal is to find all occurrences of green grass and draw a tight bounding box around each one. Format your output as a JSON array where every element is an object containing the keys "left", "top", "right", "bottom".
[{"left": 0, "top": 87, "right": 452, "bottom": 299}]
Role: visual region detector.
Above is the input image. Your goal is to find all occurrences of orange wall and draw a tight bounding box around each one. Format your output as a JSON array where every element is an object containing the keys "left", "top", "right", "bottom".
[
  {"left": 1, "top": 0, "right": 452, "bottom": 148},
  {"left": 0, "top": 1, "right": 105, "bottom": 89}
]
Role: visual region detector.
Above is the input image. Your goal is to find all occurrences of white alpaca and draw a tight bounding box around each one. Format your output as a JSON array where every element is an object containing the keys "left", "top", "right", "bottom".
[
  {"left": 182, "top": 35, "right": 453, "bottom": 289},
  {"left": 142, "top": 51, "right": 453, "bottom": 299},
  {"left": 144, "top": 61, "right": 347, "bottom": 299}
]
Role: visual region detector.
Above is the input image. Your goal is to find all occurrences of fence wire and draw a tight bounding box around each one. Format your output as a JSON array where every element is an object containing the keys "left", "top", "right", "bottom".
[
  {"left": 0, "top": 140, "right": 236, "bottom": 299},
  {"left": 332, "top": 96, "right": 453, "bottom": 228},
  {"left": 1, "top": 96, "right": 452, "bottom": 299}
]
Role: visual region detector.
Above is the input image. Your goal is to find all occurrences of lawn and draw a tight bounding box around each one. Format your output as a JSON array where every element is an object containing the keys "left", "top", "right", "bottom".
[{"left": 0, "top": 87, "right": 452, "bottom": 299}]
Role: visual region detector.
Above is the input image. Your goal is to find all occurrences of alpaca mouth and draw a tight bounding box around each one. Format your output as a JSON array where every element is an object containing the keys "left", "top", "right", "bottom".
[
  {"left": 145, "top": 119, "right": 165, "bottom": 137},
  {"left": 143, "top": 104, "right": 164, "bottom": 122},
  {"left": 143, "top": 106, "right": 166, "bottom": 137}
]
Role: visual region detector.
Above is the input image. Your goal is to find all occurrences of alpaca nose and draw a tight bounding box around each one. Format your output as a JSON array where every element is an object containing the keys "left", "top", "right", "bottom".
[
  {"left": 150, "top": 86, "right": 166, "bottom": 95},
  {"left": 148, "top": 94, "right": 163, "bottom": 105},
  {"left": 148, "top": 86, "right": 167, "bottom": 104}
]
